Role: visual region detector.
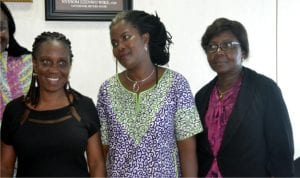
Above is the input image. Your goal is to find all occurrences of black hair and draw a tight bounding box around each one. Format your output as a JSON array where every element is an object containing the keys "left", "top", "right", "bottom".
[
  {"left": 32, "top": 31, "right": 74, "bottom": 63},
  {"left": 25, "top": 31, "right": 75, "bottom": 106},
  {"left": 0, "top": 1, "right": 30, "bottom": 56},
  {"left": 201, "top": 17, "right": 249, "bottom": 59},
  {"left": 110, "top": 10, "right": 173, "bottom": 65}
]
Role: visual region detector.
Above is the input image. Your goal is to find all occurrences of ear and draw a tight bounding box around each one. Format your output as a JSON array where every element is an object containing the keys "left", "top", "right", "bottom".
[
  {"left": 142, "top": 32, "right": 150, "bottom": 46},
  {"left": 241, "top": 51, "right": 246, "bottom": 61}
]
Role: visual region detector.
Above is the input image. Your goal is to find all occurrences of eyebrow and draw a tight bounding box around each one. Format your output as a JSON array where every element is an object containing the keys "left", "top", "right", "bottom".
[
  {"left": 111, "top": 31, "right": 131, "bottom": 42},
  {"left": 120, "top": 31, "right": 130, "bottom": 36}
]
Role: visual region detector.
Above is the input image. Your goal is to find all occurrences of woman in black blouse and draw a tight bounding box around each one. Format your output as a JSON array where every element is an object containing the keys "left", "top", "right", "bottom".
[{"left": 1, "top": 32, "right": 106, "bottom": 177}]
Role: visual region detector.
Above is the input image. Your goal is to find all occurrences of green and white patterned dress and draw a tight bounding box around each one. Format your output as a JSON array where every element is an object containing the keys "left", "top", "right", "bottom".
[{"left": 97, "top": 68, "right": 202, "bottom": 177}]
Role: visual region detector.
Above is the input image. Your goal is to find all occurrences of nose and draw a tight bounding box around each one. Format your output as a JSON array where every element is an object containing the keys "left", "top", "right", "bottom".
[
  {"left": 116, "top": 41, "right": 126, "bottom": 52},
  {"left": 48, "top": 67, "right": 59, "bottom": 74},
  {"left": 47, "top": 63, "right": 61, "bottom": 73},
  {"left": 216, "top": 46, "right": 225, "bottom": 54}
]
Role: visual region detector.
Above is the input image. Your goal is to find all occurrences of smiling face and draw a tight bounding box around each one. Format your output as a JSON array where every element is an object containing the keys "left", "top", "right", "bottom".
[
  {"left": 110, "top": 20, "right": 149, "bottom": 70},
  {"left": 0, "top": 9, "right": 9, "bottom": 52},
  {"left": 206, "top": 31, "right": 244, "bottom": 75},
  {"left": 33, "top": 40, "right": 71, "bottom": 94}
]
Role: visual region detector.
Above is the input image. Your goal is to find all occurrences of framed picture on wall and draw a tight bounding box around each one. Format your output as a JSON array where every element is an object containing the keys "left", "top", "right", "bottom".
[
  {"left": 45, "top": 0, "right": 133, "bottom": 21},
  {"left": 2, "top": 0, "right": 32, "bottom": 2}
]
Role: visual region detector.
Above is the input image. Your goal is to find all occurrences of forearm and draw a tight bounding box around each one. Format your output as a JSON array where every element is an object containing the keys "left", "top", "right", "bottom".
[
  {"left": 0, "top": 167, "right": 14, "bottom": 178},
  {"left": 1, "top": 142, "right": 16, "bottom": 178},
  {"left": 177, "top": 136, "right": 198, "bottom": 177},
  {"left": 88, "top": 161, "right": 106, "bottom": 177},
  {"left": 86, "top": 133, "right": 107, "bottom": 177},
  {"left": 180, "top": 152, "right": 198, "bottom": 176}
]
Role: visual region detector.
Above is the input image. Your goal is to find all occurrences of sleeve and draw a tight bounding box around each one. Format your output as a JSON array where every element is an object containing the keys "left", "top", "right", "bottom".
[
  {"left": 263, "top": 79, "right": 294, "bottom": 176},
  {"left": 96, "top": 82, "right": 109, "bottom": 145},
  {"left": 1, "top": 100, "right": 22, "bottom": 145},
  {"left": 174, "top": 74, "right": 203, "bottom": 141},
  {"left": 20, "top": 54, "right": 33, "bottom": 94},
  {"left": 79, "top": 96, "right": 100, "bottom": 138}
]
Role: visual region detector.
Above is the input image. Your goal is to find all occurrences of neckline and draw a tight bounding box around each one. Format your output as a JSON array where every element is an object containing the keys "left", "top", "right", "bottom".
[
  {"left": 125, "top": 68, "right": 155, "bottom": 93},
  {"left": 215, "top": 77, "right": 242, "bottom": 100},
  {"left": 125, "top": 68, "right": 155, "bottom": 83},
  {"left": 216, "top": 87, "right": 231, "bottom": 100},
  {"left": 26, "top": 104, "right": 71, "bottom": 112},
  {"left": 117, "top": 68, "right": 169, "bottom": 95}
]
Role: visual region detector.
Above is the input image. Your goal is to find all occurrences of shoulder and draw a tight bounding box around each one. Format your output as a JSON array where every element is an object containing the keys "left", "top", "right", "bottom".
[
  {"left": 1, "top": 96, "right": 26, "bottom": 144},
  {"left": 165, "top": 68, "right": 185, "bottom": 78},
  {"left": 21, "top": 53, "right": 32, "bottom": 62},
  {"left": 2, "top": 96, "right": 26, "bottom": 125},
  {"left": 243, "top": 67, "right": 279, "bottom": 91},
  {"left": 99, "top": 74, "right": 119, "bottom": 90},
  {"left": 163, "top": 68, "right": 190, "bottom": 85},
  {"left": 71, "top": 90, "right": 98, "bottom": 119},
  {"left": 5, "top": 96, "right": 26, "bottom": 111},
  {"left": 163, "top": 68, "right": 192, "bottom": 90},
  {"left": 195, "top": 77, "right": 217, "bottom": 100},
  {"left": 72, "top": 90, "right": 95, "bottom": 107}
]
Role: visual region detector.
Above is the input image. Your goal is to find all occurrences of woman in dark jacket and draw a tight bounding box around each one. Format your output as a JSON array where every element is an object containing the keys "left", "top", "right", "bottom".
[{"left": 195, "top": 17, "right": 294, "bottom": 177}]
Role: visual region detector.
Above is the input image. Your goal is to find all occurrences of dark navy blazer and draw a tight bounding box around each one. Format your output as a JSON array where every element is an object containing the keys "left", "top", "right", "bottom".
[{"left": 195, "top": 67, "right": 294, "bottom": 177}]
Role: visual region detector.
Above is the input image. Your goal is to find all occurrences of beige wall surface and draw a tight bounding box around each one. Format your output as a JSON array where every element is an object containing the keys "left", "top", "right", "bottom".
[{"left": 5, "top": 0, "right": 299, "bottom": 159}]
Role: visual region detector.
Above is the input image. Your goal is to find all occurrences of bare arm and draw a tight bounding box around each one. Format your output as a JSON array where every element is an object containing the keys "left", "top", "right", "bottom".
[
  {"left": 86, "top": 132, "right": 106, "bottom": 177},
  {"left": 1, "top": 142, "right": 16, "bottom": 177},
  {"left": 177, "top": 136, "right": 198, "bottom": 177},
  {"left": 102, "top": 145, "right": 109, "bottom": 162}
]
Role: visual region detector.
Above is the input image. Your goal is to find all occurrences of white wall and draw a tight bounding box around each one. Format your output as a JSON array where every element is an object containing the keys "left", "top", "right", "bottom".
[
  {"left": 5, "top": 0, "right": 299, "bottom": 159},
  {"left": 278, "top": 0, "right": 300, "bottom": 159}
]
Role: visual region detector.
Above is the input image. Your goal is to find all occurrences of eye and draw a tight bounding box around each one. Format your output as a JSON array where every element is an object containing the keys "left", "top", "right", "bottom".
[
  {"left": 58, "top": 60, "right": 68, "bottom": 68},
  {"left": 207, "top": 44, "right": 218, "bottom": 52},
  {"left": 0, "top": 25, "right": 8, "bottom": 32},
  {"left": 222, "top": 42, "right": 233, "bottom": 49},
  {"left": 0, "top": 22, "right": 8, "bottom": 32},
  {"left": 122, "top": 34, "right": 132, "bottom": 41},
  {"left": 111, "top": 41, "right": 118, "bottom": 48},
  {"left": 40, "top": 59, "right": 52, "bottom": 67},
  {"left": 222, "top": 41, "right": 240, "bottom": 50}
]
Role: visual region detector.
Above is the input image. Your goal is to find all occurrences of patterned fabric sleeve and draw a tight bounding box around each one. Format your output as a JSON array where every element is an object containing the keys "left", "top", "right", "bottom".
[
  {"left": 96, "top": 81, "right": 109, "bottom": 145},
  {"left": 0, "top": 53, "right": 32, "bottom": 121},
  {"left": 20, "top": 54, "right": 33, "bottom": 94},
  {"left": 173, "top": 73, "right": 203, "bottom": 141}
]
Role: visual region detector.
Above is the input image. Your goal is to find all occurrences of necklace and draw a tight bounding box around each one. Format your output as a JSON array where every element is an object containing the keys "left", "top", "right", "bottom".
[
  {"left": 125, "top": 69, "right": 155, "bottom": 92},
  {"left": 217, "top": 87, "right": 231, "bottom": 100}
]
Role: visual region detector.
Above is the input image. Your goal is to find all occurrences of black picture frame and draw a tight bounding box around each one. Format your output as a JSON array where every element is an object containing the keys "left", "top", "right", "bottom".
[{"left": 45, "top": 0, "right": 133, "bottom": 21}]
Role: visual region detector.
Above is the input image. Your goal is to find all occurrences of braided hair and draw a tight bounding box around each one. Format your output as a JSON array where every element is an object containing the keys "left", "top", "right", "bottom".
[{"left": 25, "top": 32, "right": 75, "bottom": 106}]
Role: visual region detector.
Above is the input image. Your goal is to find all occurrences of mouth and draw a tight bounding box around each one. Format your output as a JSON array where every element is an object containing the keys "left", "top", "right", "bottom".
[
  {"left": 46, "top": 77, "right": 60, "bottom": 84},
  {"left": 214, "top": 61, "right": 226, "bottom": 65},
  {"left": 47, "top": 77, "right": 59, "bottom": 81},
  {"left": 118, "top": 52, "right": 130, "bottom": 60}
]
